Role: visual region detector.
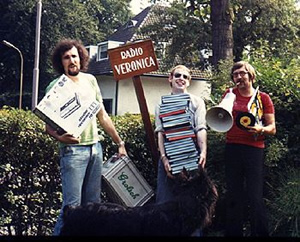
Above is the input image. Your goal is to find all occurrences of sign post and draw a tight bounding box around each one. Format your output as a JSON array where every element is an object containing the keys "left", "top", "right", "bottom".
[{"left": 108, "top": 39, "right": 160, "bottom": 169}]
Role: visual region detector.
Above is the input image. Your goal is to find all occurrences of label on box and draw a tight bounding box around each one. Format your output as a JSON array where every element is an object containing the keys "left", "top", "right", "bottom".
[
  {"left": 33, "top": 74, "right": 101, "bottom": 137},
  {"left": 102, "top": 155, "right": 154, "bottom": 207}
]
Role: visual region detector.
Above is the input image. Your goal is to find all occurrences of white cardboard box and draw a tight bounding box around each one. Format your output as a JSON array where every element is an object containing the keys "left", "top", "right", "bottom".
[{"left": 33, "top": 74, "right": 101, "bottom": 137}]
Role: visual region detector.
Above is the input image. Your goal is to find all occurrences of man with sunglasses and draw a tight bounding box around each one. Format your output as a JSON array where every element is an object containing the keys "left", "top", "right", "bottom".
[
  {"left": 154, "top": 65, "right": 208, "bottom": 236},
  {"left": 222, "top": 61, "right": 276, "bottom": 237}
]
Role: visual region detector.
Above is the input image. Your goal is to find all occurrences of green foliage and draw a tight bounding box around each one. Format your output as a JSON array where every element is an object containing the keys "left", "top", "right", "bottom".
[
  {"left": 98, "top": 113, "right": 157, "bottom": 188},
  {"left": 250, "top": 54, "right": 300, "bottom": 170},
  {"left": 83, "top": 0, "right": 133, "bottom": 38},
  {"left": 0, "top": 86, "right": 299, "bottom": 237},
  {"left": 143, "top": 0, "right": 300, "bottom": 69},
  {"left": 0, "top": 109, "right": 157, "bottom": 235},
  {"left": 204, "top": 131, "right": 227, "bottom": 235},
  {"left": 208, "top": 47, "right": 300, "bottom": 236},
  {"left": 264, "top": 137, "right": 288, "bottom": 167},
  {"left": 0, "top": 0, "right": 132, "bottom": 108},
  {"left": 252, "top": 53, "right": 300, "bottom": 237},
  {"left": 207, "top": 59, "right": 235, "bottom": 105},
  {"left": 139, "top": 1, "right": 211, "bottom": 70},
  {"left": 0, "top": 106, "right": 61, "bottom": 235},
  {"left": 231, "top": 0, "right": 300, "bottom": 60},
  {"left": 267, "top": 168, "right": 300, "bottom": 237}
]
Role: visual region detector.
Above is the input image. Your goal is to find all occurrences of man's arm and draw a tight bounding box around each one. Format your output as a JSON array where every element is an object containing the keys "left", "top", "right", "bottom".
[
  {"left": 196, "top": 129, "right": 207, "bottom": 168},
  {"left": 97, "top": 107, "right": 127, "bottom": 155},
  {"left": 45, "top": 124, "right": 80, "bottom": 144}
]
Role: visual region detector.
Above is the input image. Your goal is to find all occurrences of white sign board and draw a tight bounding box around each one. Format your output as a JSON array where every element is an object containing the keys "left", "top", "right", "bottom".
[{"left": 33, "top": 74, "right": 101, "bottom": 137}]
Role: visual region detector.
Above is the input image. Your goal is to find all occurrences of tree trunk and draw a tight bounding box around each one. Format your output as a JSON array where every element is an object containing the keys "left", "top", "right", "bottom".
[{"left": 210, "top": 0, "right": 234, "bottom": 67}]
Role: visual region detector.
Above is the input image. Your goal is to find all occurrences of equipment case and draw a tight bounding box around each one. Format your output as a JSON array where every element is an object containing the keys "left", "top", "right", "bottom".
[{"left": 102, "top": 155, "right": 154, "bottom": 207}]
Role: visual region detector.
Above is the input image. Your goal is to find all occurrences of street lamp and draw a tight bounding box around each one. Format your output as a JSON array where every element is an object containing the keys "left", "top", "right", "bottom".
[
  {"left": 2, "top": 40, "right": 24, "bottom": 109},
  {"left": 32, "top": 0, "right": 42, "bottom": 110}
]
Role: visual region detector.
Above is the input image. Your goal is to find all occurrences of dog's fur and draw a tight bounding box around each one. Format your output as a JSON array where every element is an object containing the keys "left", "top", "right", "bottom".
[{"left": 60, "top": 168, "right": 218, "bottom": 236}]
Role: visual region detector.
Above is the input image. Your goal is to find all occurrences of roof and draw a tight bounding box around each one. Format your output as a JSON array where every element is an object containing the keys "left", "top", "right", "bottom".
[
  {"left": 87, "top": 4, "right": 212, "bottom": 80},
  {"left": 108, "top": 6, "right": 152, "bottom": 43}
]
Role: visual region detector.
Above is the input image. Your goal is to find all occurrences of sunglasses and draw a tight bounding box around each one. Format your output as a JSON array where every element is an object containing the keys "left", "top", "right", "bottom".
[{"left": 174, "top": 72, "right": 190, "bottom": 80}]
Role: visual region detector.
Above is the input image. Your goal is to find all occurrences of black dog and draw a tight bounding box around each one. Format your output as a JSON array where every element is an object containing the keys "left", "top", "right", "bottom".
[{"left": 60, "top": 168, "right": 218, "bottom": 236}]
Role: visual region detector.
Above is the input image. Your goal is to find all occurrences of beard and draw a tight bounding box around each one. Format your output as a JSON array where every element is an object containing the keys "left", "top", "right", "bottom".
[
  {"left": 67, "top": 65, "right": 80, "bottom": 76},
  {"left": 68, "top": 69, "right": 80, "bottom": 76}
]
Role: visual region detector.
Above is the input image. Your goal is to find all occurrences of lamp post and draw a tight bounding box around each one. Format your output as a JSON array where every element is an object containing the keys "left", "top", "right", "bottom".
[
  {"left": 32, "top": 0, "right": 42, "bottom": 110},
  {"left": 2, "top": 40, "right": 24, "bottom": 109}
]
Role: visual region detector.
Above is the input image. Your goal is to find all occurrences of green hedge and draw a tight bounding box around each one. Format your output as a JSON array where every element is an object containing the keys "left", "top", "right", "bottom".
[
  {"left": 0, "top": 106, "right": 298, "bottom": 237},
  {"left": 0, "top": 107, "right": 60, "bottom": 236},
  {"left": 0, "top": 108, "right": 157, "bottom": 236}
]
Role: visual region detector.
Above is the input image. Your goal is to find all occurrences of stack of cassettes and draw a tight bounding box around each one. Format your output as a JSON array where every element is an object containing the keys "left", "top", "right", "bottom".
[{"left": 159, "top": 93, "right": 199, "bottom": 174}]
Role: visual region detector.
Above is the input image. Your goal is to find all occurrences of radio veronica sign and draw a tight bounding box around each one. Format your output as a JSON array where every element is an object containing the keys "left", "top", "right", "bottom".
[{"left": 108, "top": 39, "right": 159, "bottom": 80}]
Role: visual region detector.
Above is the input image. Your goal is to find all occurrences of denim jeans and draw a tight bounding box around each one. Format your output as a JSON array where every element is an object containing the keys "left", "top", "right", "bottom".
[
  {"left": 53, "top": 142, "right": 103, "bottom": 236},
  {"left": 155, "top": 159, "right": 176, "bottom": 204}
]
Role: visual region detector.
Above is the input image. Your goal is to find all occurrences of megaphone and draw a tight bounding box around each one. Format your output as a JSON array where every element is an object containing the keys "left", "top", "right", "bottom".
[{"left": 206, "top": 89, "right": 236, "bottom": 132}]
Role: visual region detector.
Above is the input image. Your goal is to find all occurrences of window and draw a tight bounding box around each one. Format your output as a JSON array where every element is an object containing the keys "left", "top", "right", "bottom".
[
  {"left": 97, "top": 41, "right": 124, "bottom": 61},
  {"left": 85, "top": 45, "right": 97, "bottom": 59},
  {"left": 98, "top": 44, "right": 108, "bottom": 60}
]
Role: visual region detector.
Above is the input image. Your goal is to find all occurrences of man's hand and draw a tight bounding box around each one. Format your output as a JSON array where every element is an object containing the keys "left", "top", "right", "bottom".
[{"left": 58, "top": 133, "right": 80, "bottom": 144}]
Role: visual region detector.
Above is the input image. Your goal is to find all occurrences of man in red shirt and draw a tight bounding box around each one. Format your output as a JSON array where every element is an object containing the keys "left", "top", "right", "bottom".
[{"left": 223, "top": 61, "right": 276, "bottom": 237}]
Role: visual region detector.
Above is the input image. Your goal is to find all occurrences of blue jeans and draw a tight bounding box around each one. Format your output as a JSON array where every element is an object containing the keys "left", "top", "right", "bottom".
[
  {"left": 155, "top": 159, "right": 176, "bottom": 204},
  {"left": 53, "top": 142, "right": 103, "bottom": 236}
]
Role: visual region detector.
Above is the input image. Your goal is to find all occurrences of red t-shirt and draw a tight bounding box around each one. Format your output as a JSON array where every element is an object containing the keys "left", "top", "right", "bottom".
[{"left": 224, "top": 88, "right": 275, "bottom": 148}]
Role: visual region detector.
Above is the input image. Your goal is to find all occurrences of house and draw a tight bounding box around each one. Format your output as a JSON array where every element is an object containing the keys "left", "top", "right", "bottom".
[{"left": 86, "top": 3, "right": 211, "bottom": 116}]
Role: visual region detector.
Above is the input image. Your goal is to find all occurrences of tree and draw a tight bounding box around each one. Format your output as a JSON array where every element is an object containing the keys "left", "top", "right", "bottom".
[
  {"left": 0, "top": 0, "right": 132, "bottom": 109},
  {"left": 210, "top": 0, "right": 233, "bottom": 66},
  {"left": 139, "top": 1, "right": 212, "bottom": 70},
  {"left": 145, "top": 0, "right": 299, "bottom": 68},
  {"left": 83, "top": 0, "right": 132, "bottom": 38},
  {"left": 232, "top": 0, "right": 300, "bottom": 61},
  {"left": 143, "top": 0, "right": 233, "bottom": 68}
]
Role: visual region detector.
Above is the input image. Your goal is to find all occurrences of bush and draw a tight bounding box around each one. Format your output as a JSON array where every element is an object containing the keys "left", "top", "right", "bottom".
[
  {"left": 0, "top": 106, "right": 60, "bottom": 235},
  {"left": 0, "top": 108, "right": 157, "bottom": 235},
  {"left": 267, "top": 168, "right": 300, "bottom": 237},
  {"left": 1, "top": 76, "right": 299, "bottom": 237}
]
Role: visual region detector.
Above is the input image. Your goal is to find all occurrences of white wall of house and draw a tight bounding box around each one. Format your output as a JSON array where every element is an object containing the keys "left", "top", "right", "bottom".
[
  {"left": 96, "top": 75, "right": 117, "bottom": 114},
  {"left": 97, "top": 75, "right": 211, "bottom": 116}
]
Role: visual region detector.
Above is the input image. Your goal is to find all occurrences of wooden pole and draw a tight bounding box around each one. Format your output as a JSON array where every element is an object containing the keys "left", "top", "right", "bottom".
[{"left": 132, "top": 75, "right": 159, "bottom": 171}]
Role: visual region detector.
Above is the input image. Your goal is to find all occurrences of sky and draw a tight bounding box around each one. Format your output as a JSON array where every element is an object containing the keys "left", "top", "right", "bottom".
[
  {"left": 130, "top": 0, "right": 173, "bottom": 14},
  {"left": 130, "top": 1, "right": 300, "bottom": 16},
  {"left": 130, "top": 0, "right": 151, "bottom": 15}
]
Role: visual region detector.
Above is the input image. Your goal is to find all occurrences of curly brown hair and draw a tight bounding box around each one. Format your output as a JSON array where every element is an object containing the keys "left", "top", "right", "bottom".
[{"left": 51, "top": 39, "right": 89, "bottom": 74}]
